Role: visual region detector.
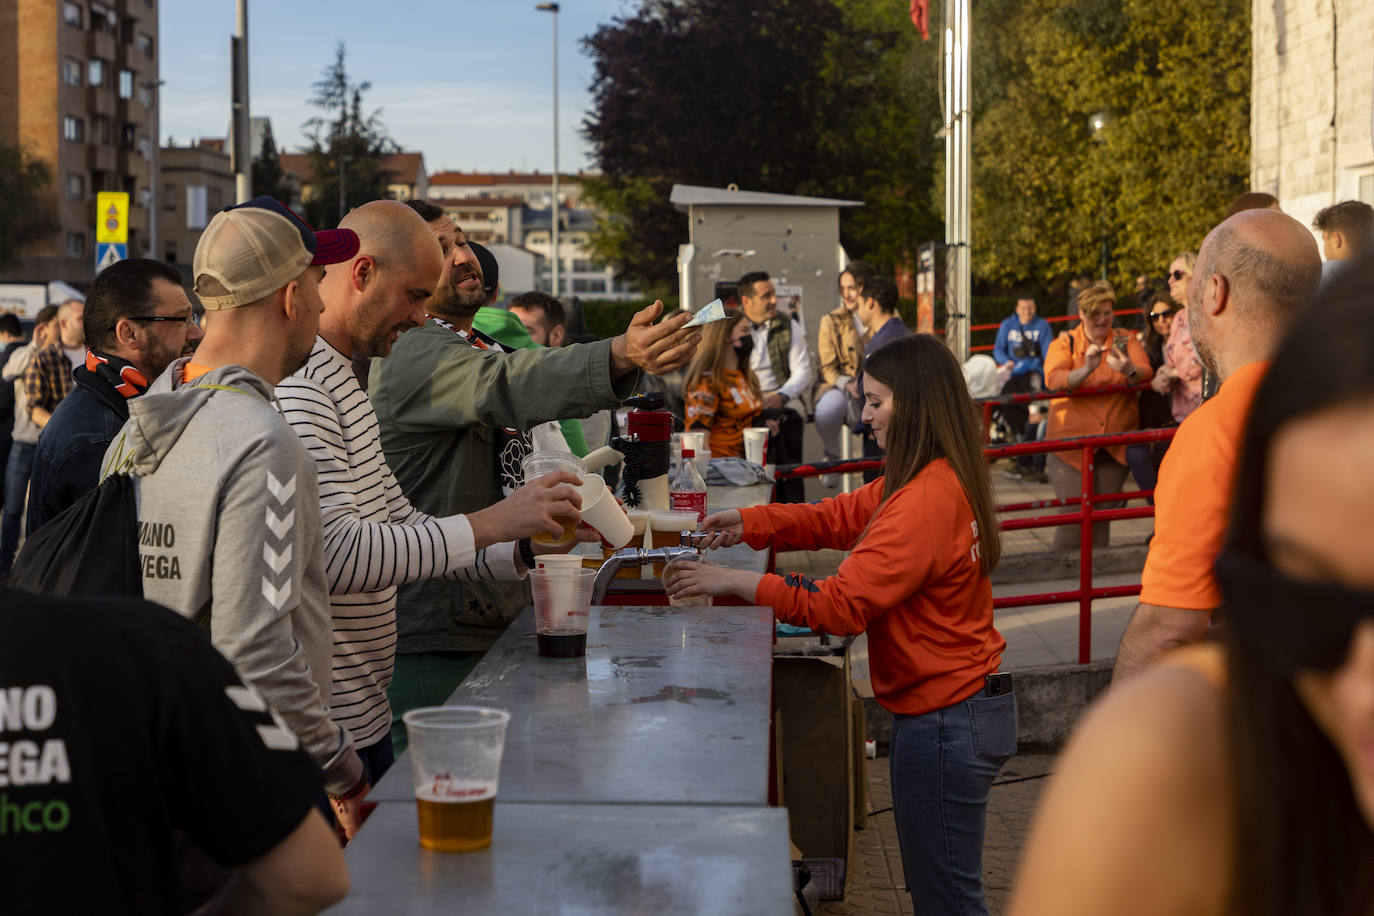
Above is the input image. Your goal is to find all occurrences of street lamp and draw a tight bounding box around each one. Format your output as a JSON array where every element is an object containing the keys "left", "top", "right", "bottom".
[
  {"left": 142, "top": 78, "right": 165, "bottom": 259},
  {"left": 536, "top": 2, "right": 559, "bottom": 298},
  {"left": 1088, "top": 111, "right": 1112, "bottom": 281}
]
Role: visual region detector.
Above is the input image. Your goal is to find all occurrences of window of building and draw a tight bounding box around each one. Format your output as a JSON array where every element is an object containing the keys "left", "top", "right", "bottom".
[
  {"left": 62, "top": 58, "right": 82, "bottom": 86},
  {"left": 118, "top": 69, "right": 133, "bottom": 99},
  {"left": 572, "top": 259, "right": 598, "bottom": 273},
  {"left": 63, "top": 116, "right": 84, "bottom": 142},
  {"left": 120, "top": 122, "right": 135, "bottom": 148},
  {"left": 136, "top": 82, "right": 153, "bottom": 106},
  {"left": 572, "top": 278, "right": 607, "bottom": 294},
  {"left": 137, "top": 186, "right": 152, "bottom": 210},
  {"left": 89, "top": 3, "right": 117, "bottom": 35},
  {"left": 136, "top": 134, "right": 151, "bottom": 159},
  {"left": 208, "top": 186, "right": 223, "bottom": 211},
  {"left": 137, "top": 32, "right": 154, "bottom": 58},
  {"left": 67, "top": 232, "right": 86, "bottom": 258},
  {"left": 1361, "top": 174, "right": 1374, "bottom": 206},
  {"left": 88, "top": 58, "right": 105, "bottom": 87},
  {"left": 90, "top": 115, "right": 110, "bottom": 145},
  {"left": 120, "top": 16, "right": 135, "bottom": 44},
  {"left": 163, "top": 183, "right": 177, "bottom": 210},
  {"left": 63, "top": 2, "right": 81, "bottom": 26},
  {"left": 67, "top": 174, "right": 84, "bottom": 200}
]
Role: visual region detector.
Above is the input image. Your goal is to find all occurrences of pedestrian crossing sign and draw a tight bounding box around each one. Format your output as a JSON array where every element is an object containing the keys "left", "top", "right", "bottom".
[{"left": 96, "top": 242, "right": 126, "bottom": 273}]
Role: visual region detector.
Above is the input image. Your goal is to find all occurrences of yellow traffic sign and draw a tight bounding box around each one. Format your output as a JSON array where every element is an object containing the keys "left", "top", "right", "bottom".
[{"left": 95, "top": 191, "right": 129, "bottom": 244}]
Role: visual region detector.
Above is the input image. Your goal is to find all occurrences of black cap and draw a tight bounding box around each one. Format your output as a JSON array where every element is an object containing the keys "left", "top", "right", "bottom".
[{"left": 469, "top": 241, "right": 499, "bottom": 298}]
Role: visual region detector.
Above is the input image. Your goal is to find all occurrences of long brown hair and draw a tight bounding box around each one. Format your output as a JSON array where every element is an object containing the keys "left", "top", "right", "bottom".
[
  {"left": 862, "top": 334, "right": 1001, "bottom": 574},
  {"left": 1221, "top": 253, "right": 1374, "bottom": 916},
  {"left": 682, "top": 311, "right": 761, "bottom": 401}
]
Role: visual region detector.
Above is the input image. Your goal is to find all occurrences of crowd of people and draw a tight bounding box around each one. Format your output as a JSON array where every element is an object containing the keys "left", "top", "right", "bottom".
[{"left": 2, "top": 186, "right": 1373, "bottom": 916}]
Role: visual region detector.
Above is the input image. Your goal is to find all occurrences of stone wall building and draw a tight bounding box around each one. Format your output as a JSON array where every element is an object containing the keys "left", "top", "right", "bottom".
[{"left": 1251, "top": 0, "right": 1374, "bottom": 234}]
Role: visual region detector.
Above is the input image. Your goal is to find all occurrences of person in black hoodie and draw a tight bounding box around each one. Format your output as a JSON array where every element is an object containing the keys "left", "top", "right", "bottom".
[{"left": 25, "top": 259, "right": 201, "bottom": 532}]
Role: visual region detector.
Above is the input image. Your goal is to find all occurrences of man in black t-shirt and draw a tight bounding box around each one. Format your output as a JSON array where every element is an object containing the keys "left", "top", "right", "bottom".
[{"left": 0, "top": 588, "right": 349, "bottom": 915}]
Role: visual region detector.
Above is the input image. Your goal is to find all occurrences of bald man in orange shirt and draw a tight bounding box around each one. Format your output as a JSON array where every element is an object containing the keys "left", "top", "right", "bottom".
[{"left": 1113, "top": 209, "right": 1322, "bottom": 681}]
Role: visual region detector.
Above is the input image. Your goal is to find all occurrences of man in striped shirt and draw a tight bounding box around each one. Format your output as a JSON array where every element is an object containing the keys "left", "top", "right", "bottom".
[{"left": 277, "top": 200, "right": 582, "bottom": 777}]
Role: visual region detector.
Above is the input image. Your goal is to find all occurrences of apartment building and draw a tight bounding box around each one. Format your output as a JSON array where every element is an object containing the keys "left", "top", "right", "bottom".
[
  {"left": 427, "top": 170, "right": 636, "bottom": 300},
  {"left": 0, "top": 0, "right": 159, "bottom": 284},
  {"left": 156, "top": 139, "right": 234, "bottom": 269}
]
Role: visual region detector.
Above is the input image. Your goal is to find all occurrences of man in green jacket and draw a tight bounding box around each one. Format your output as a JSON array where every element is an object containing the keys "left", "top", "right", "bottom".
[{"left": 374, "top": 200, "right": 699, "bottom": 734}]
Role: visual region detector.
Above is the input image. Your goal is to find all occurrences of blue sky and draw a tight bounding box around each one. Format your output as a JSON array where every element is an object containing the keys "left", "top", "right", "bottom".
[{"left": 159, "top": 0, "right": 637, "bottom": 173}]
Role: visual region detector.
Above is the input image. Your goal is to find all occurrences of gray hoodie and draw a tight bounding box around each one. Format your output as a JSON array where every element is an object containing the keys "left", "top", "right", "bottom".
[{"left": 102, "top": 359, "right": 362, "bottom": 794}]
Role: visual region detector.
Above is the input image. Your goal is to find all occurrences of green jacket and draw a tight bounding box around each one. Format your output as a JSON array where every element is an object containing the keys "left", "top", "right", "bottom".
[{"left": 370, "top": 321, "right": 635, "bottom": 652}]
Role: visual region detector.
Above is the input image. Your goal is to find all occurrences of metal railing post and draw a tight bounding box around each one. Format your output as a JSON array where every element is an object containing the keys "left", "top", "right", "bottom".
[{"left": 1079, "top": 445, "right": 1094, "bottom": 664}]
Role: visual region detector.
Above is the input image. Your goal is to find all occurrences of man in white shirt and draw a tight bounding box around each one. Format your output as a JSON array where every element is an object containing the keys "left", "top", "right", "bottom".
[
  {"left": 738, "top": 271, "right": 813, "bottom": 501},
  {"left": 276, "top": 200, "right": 583, "bottom": 772}
]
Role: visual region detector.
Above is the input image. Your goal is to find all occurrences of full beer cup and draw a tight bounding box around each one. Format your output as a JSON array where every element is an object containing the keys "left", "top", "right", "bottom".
[
  {"left": 402, "top": 706, "right": 511, "bottom": 852},
  {"left": 647, "top": 511, "right": 700, "bottom": 578},
  {"left": 521, "top": 452, "right": 586, "bottom": 548}
]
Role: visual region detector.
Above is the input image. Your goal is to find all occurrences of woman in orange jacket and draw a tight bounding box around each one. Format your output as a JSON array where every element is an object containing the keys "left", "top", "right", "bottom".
[
  {"left": 1042, "top": 280, "right": 1153, "bottom": 550},
  {"left": 666, "top": 333, "right": 1015, "bottom": 916}
]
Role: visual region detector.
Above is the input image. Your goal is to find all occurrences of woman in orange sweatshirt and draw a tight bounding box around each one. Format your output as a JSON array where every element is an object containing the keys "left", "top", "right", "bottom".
[{"left": 666, "top": 333, "right": 1015, "bottom": 916}]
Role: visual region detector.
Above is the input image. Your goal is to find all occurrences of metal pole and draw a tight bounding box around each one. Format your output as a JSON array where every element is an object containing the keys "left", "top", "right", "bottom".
[
  {"left": 233, "top": 0, "right": 250, "bottom": 203},
  {"left": 537, "top": 3, "right": 560, "bottom": 298},
  {"left": 1079, "top": 445, "right": 1094, "bottom": 664},
  {"left": 146, "top": 80, "right": 163, "bottom": 258},
  {"left": 957, "top": 0, "right": 971, "bottom": 363}
]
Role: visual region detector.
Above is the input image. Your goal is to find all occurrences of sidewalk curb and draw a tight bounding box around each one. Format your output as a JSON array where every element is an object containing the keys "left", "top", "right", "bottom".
[
  {"left": 991, "top": 544, "right": 1148, "bottom": 585},
  {"left": 860, "top": 658, "right": 1113, "bottom": 756}
]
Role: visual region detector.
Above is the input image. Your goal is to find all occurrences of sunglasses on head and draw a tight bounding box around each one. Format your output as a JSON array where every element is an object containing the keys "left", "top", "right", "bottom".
[
  {"left": 1216, "top": 549, "right": 1374, "bottom": 676},
  {"left": 1170, "top": 269, "right": 1189, "bottom": 281}
]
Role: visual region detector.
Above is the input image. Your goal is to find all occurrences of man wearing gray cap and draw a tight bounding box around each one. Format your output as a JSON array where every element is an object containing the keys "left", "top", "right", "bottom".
[{"left": 102, "top": 197, "right": 373, "bottom": 837}]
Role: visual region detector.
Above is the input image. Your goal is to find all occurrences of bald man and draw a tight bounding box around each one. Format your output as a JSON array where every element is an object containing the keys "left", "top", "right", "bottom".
[
  {"left": 275, "top": 200, "right": 581, "bottom": 776},
  {"left": 1113, "top": 210, "right": 1322, "bottom": 680}
]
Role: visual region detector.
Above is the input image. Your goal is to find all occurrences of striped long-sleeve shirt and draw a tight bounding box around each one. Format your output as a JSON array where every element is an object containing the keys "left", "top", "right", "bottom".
[{"left": 277, "top": 337, "right": 520, "bottom": 748}]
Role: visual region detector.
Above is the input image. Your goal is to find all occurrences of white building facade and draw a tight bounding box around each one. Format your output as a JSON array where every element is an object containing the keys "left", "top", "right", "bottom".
[{"left": 1250, "top": 1, "right": 1374, "bottom": 232}]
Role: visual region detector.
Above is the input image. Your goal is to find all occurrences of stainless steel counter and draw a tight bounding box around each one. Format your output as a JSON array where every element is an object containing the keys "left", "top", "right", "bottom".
[
  {"left": 328, "top": 802, "right": 792, "bottom": 915},
  {"left": 370, "top": 604, "right": 776, "bottom": 807}
]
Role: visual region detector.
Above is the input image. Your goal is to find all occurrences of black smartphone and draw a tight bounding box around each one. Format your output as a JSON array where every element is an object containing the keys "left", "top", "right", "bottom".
[{"left": 985, "top": 672, "right": 1013, "bottom": 696}]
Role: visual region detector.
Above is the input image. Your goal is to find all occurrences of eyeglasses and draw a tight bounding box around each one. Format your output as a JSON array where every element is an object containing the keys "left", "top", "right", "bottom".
[
  {"left": 1149, "top": 310, "right": 1175, "bottom": 321},
  {"left": 1216, "top": 548, "right": 1374, "bottom": 675},
  {"left": 1169, "top": 269, "right": 1190, "bottom": 281}
]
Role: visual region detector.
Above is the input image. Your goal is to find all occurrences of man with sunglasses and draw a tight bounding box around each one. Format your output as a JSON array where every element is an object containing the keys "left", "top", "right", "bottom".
[
  {"left": 26, "top": 260, "right": 202, "bottom": 532},
  {"left": 1113, "top": 209, "right": 1321, "bottom": 681}
]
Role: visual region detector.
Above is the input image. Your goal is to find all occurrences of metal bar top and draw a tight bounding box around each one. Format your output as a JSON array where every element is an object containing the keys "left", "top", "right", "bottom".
[
  {"left": 370, "top": 603, "right": 776, "bottom": 807},
  {"left": 327, "top": 801, "right": 792, "bottom": 915}
]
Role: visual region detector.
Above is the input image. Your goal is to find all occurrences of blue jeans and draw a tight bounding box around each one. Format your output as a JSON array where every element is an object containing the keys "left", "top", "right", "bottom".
[
  {"left": 889, "top": 686, "right": 1018, "bottom": 915},
  {"left": 1125, "top": 440, "right": 1171, "bottom": 504},
  {"left": 0, "top": 441, "right": 36, "bottom": 576}
]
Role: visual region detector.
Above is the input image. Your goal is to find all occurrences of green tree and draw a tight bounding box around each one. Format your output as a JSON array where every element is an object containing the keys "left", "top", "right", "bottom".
[
  {"left": 0, "top": 142, "right": 58, "bottom": 270},
  {"left": 969, "top": 0, "right": 1251, "bottom": 290},
  {"left": 581, "top": 0, "right": 942, "bottom": 294},
  {"left": 251, "top": 128, "right": 294, "bottom": 202},
  {"left": 301, "top": 42, "right": 396, "bottom": 229}
]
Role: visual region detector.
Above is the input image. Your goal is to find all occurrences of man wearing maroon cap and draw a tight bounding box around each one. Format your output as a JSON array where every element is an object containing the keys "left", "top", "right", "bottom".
[{"left": 102, "top": 197, "right": 376, "bottom": 838}]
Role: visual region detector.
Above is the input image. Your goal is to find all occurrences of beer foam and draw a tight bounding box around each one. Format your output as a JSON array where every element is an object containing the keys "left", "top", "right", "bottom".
[{"left": 416, "top": 779, "right": 496, "bottom": 803}]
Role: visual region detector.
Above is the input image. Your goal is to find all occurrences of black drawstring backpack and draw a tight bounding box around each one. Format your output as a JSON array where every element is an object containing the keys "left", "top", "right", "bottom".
[{"left": 9, "top": 473, "right": 142, "bottom": 598}]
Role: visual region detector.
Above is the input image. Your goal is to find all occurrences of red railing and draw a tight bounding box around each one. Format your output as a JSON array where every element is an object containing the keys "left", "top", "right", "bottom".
[
  {"left": 774, "top": 385, "right": 1173, "bottom": 664},
  {"left": 976, "top": 380, "right": 1151, "bottom": 444},
  {"left": 967, "top": 309, "right": 1143, "bottom": 353}
]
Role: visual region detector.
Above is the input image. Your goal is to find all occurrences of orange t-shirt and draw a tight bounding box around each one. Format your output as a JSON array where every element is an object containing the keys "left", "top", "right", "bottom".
[
  {"left": 1139, "top": 361, "right": 1269, "bottom": 610},
  {"left": 1043, "top": 324, "right": 1154, "bottom": 470},
  {"left": 684, "top": 367, "right": 762, "bottom": 458},
  {"left": 743, "top": 460, "right": 1005, "bottom": 716}
]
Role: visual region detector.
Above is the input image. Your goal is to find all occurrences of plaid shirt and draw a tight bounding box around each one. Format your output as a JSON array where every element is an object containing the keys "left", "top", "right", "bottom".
[{"left": 23, "top": 342, "right": 77, "bottom": 418}]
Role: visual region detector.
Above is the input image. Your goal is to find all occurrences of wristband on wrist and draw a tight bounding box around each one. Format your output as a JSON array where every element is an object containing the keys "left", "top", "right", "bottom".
[
  {"left": 328, "top": 777, "right": 369, "bottom": 803},
  {"left": 518, "top": 537, "right": 537, "bottom": 569}
]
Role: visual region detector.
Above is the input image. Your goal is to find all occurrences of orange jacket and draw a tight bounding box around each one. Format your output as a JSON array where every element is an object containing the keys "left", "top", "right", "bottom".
[
  {"left": 1043, "top": 323, "right": 1154, "bottom": 469},
  {"left": 742, "top": 460, "right": 1004, "bottom": 715}
]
